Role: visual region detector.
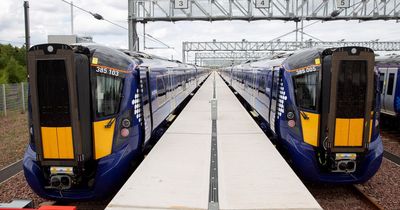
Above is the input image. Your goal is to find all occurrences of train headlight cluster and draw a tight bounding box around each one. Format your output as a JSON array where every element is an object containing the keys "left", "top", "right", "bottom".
[
  {"left": 122, "top": 119, "right": 131, "bottom": 128},
  {"left": 288, "top": 120, "right": 296, "bottom": 128},
  {"left": 287, "top": 111, "right": 295, "bottom": 120},
  {"left": 120, "top": 128, "right": 130, "bottom": 137},
  {"left": 351, "top": 48, "right": 357, "bottom": 54}
]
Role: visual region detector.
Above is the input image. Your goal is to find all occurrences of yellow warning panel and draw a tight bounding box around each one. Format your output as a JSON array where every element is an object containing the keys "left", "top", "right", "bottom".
[
  {"left": 300, "top": 112, "right": 320, "bottom": 147},
  {"left": 56, "top": 127, "right": 74, "bottom": 159},
  {"left": 348, "top": 119, "right": 364, "bottom": 147},
  {"left": 93, "top": 119, "right": 116, "bottom": 159},
  {"left": 41, "top": 127, "right": 59, "bottom": 159},
  {"left": 334, "top": 119, "right": 350, "bottom": 147}
]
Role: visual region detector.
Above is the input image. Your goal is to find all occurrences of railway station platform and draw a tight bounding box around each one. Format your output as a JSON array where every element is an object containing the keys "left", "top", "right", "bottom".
[{"left": 106, "top": 72, "right": 322, "bottom": 210}]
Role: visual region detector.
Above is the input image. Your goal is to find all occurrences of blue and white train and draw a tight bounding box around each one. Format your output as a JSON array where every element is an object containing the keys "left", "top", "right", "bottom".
[
  {"left": 376, "top": 54, "right": 400, "bottom": 117},
  {"left": 220, "top": 47, "right": 383, "bottom": 183},
  {"left": 23, "top": 43, "right": 209, "bottom": 200}
]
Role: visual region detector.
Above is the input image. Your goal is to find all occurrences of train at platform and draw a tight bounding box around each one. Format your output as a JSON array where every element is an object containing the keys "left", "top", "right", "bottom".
[
  {"left": 220, "top": 46, "right": 383, "bottom": 183},
  {"left": 23, "top": 43, "right": 209, "bottom": 200},
  {"left": 375, "top": 54, "right": 400, "bottom": 117}
]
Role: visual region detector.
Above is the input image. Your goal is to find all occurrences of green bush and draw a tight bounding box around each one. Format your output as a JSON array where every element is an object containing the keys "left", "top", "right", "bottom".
[{"left": 0, "top": 44, "right": 27, "bottom": 84}]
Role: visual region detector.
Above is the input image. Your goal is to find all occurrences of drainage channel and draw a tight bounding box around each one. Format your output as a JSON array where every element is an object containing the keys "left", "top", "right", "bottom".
[{"left": 209, "top": 72, "right": 219, "bottom": 210}]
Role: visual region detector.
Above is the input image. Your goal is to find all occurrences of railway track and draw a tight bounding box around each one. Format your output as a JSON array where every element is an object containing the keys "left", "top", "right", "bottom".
[
  {"left": 353, "top": 184, "right": 385, "bottom": 210},
  {"left": 0, "top": 159, "right": 22, "bottom": 184},
  {"left": 383, "top": 150, "right": 400, "bottom": 166}
]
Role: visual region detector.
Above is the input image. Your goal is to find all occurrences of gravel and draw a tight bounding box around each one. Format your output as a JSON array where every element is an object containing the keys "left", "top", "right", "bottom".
[
  {"left": 0, "top": 112, "right": 29, "bottom": 169},
  {"left": 381, "top": 130, "right": 400, "bottom": 157},
  {"left": 0, "top": 172, "right": 110, "bottom": 210},
  {"left": 357, "top": 159, "right": 400, "bottom": 210},
  {"left": 306, "top": 182, "right": 377, "bottom": 210},
  {"left": 0, "top": 172, "right": 47, "bottom": 207}
]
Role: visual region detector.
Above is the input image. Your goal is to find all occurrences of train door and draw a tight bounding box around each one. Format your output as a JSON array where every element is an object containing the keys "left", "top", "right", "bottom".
[
  {"left": 269, "top": 68, "right": 280, "bottom": 132},
  {"left": 325, "top": 48, "right": 374, "bottom": 153},
  {"left": 382, "top": 68, "right": 397, "bottom": 115},
  {"left": 140, "top": 67, "right": 153, "bottom": 143}
]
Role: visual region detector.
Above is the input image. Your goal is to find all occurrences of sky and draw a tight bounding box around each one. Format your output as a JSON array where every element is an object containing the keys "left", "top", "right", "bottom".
[{"left": 1, "top": 0, "right": 400, "bottom": 62}]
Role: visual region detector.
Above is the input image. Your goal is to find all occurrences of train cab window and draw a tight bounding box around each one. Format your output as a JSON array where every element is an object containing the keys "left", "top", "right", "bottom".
[
  {"left": 387, "top": 73, "right": 395, "bottom": 95},
  {"left": 93, "top": 74, "right": 123, "bottom": 118},
  {"left": 293, "top": 72, "right": 319, "bottom": 111}
]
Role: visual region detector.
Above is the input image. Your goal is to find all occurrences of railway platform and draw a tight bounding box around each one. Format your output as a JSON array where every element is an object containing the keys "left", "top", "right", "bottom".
[{"left": 106, "top": 72, "right": 322, "bottom": 210}]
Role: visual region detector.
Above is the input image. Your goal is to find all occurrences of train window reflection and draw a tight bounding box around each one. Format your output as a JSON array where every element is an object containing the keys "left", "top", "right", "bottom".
[
  {"left": 379, "top": 73, "right": 385, "bottom": 93},
  {"left": 94, "top": 74, "right": 123, "bottom": 118},
  {"left": 293, "top": 72, "right": 319, "bottom": 111}
]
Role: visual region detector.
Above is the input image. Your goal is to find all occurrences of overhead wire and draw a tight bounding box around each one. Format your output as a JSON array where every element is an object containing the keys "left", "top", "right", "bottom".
[{"left": 59, "top": 0, "right": 172, "bottom": 49}]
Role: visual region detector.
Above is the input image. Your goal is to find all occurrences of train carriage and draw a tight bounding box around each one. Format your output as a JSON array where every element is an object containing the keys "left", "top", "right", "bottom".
[
  {"left": 376, "top": 54, "right": 400, "bottom": 117},
  {"left": 23, "top": 43, "right": 208, "bottom": 200},
  {"left": 221, "top": 47, "right": 383, "bottom": 183}
]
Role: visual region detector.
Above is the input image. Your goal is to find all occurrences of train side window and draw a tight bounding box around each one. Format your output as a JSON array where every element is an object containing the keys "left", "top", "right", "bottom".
[
  {"left": 156, "top": 76, "right": 166, "bottom": 97},
  {"left": 387, "top": 73, "right": 395, "bottom": 95},
  {"left": 293, "top": 72, "right": 319, "bottom": 111},
  {"left": 379, "top": 73, "right": 385, "bottom": 93},
  {"left": 258, "top": 74, "right": 266, "bottom": 93}
]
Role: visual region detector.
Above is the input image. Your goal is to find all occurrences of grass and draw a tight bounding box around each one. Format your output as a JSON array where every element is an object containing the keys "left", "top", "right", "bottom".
[{"left": 0, "top": 112, "right": 29, "bottom": 169}]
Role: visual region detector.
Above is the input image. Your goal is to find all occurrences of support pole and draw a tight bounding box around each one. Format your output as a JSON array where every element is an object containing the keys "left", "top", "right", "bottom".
[
  {"left": 128, "top": 0, "right": 139, "bottom": 51},
  {"left": 300, "top": 19, "right": 304, "bottom": 47},
  {"left": 295, "top": 21, "right": 298, "bottom": 45},
  {"left": 182, "top": 42, "right": 186, "bottom": 63},
  {"left": 24, "top": 1, "right": 30, "bottom": 49},
  {"left": 143, "top": 23, "right": 146, "bottom": 50},
  {"left": 21, "top": 82, "right": 25, "bottom": 113},
  {"left": 71, "top": 1, "right": 74, "bottom": 34}
]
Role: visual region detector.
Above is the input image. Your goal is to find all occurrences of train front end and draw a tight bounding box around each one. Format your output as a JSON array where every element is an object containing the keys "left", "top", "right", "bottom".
[
  {"left": 283, "top": 47, "right": 383, "bottom": 183},
  {"left": 23, "top": 44, "right": 143, "bottom": 200}
]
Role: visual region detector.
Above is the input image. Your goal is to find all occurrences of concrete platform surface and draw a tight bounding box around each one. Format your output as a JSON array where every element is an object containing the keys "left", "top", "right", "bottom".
[{"left": 106, "top": 72, "right": 322, "bottom": 210}]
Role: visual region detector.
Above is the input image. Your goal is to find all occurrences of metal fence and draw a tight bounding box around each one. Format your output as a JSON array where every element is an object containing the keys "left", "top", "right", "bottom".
[{"left": 0, "top": 82, "right": 28, "bottom": 116}]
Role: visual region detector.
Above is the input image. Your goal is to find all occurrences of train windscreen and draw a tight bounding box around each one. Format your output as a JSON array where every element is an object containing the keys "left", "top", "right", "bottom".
[
  {"left": 293, "top": 72, "right": 319, "bottom": 111},
  {"left": 93, "top": 74, "right": 123, "bottom": 118},
  {"left": 37, "top": 60, "right": 71, "bottom": 126}
]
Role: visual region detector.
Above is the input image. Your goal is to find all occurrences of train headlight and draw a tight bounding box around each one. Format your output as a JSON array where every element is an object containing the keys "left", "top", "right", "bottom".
[
  {"left": 288, "top": 120, "right": 296, "bottom": 128},
  {"left": 122, "top": 119, "right": 131, "bottom": 128},
  {"left": 287, "top": 111, "right": 295, "bottom": 120},
  {"left": 47, "top": 45, "right": 54, "bottom": 53},
  {"left": 351, "top": 48, "right": 357, "bottom": 54},
  {"left": 120, "top": 128, "right": 130, "bottom": 137}
]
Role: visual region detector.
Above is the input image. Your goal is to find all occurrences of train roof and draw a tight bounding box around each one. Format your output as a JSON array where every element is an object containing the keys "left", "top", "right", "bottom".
[{"left": 375, "top": 54, "right": 400, "bottom": 65}]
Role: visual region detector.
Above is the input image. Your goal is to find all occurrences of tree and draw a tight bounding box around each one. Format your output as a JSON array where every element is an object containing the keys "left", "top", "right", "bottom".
[{"left": 0, "top": 44, "right": 27, "bottom": 84}]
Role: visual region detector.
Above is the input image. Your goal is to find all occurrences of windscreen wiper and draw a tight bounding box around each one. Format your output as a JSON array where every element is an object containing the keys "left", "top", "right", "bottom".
[
  {"left": 300, "top": 111, "right": 309, "bottom": 120},
  {"left": 105, "top": 118, "right": 116, "bottom": 128}
]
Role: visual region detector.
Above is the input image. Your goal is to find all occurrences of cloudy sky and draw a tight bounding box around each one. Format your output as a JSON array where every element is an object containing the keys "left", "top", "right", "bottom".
[{"left": 1, "top": 0, "right": 400, "bottom": 61}]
